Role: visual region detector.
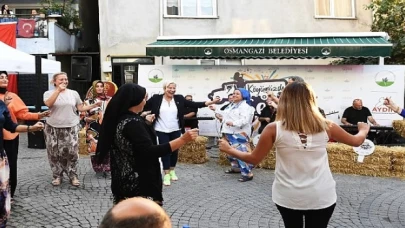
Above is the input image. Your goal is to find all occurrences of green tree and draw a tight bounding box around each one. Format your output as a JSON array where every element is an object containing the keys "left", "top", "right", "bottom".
[
  {"left": 40, "top": 0, "right": 82, "bottom": 34},
  {"left": 332, "top": 0, "right": 405, "bottom": 65}
]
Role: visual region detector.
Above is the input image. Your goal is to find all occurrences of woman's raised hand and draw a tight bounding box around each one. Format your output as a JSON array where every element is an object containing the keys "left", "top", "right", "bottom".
[{"left": 181, "top": 129, "right": 199, "bottom": 142}]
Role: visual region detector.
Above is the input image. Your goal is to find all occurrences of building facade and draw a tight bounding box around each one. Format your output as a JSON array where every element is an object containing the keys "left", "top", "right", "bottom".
[{"left": 98, "top": 0, "right": 373, "bottom": 83}]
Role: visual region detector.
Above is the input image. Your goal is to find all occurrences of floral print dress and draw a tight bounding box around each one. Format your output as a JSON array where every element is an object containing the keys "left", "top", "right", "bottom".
[{"left": 84, "top": 96, "right": 111, "bottom": 173}]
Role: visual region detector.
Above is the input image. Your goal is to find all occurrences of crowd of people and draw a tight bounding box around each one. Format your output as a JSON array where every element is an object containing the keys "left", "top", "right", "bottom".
[{"left": 0, "top": 70, "right": 403, "bottom": 227}]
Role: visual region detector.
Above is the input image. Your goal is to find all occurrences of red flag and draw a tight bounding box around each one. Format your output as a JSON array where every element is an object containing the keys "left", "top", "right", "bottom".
[
  {"left": 0, "top": 22, "right": 17, "bottom": 48},
  {"left": 17, "top": 19, "right": 35, "bottom": 38}
]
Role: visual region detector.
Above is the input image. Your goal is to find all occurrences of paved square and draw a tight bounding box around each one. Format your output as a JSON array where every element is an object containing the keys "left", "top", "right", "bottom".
[{"left": 7, "top": 134, "right": 405, "bottom": 227}]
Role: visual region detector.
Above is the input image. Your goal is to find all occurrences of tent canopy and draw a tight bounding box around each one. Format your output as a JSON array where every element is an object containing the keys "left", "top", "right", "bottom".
[
  {"left": 146, "top": 32, "right": 393, "bottom": 59},
  {"left": 0, "top": 41, "right": 61, "bottom": 74}
]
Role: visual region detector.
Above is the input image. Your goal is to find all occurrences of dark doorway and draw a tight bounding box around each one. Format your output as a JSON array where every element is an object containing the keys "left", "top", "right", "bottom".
[{"left": 111, "top": 57, "right": 154, "bottom": 87}]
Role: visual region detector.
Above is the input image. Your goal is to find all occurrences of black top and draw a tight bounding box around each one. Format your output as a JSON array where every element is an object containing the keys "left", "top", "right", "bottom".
[
  {"left": 184, "top": 106, "right": 198, "bottom": 129},
  {"left": 0, "top": 101, "right": 17, "bottom": 154},
  {"left": 144, "top": 94, "right": 206, "bottom": 133},
  {"left": 258, "top": 106, "right": 276, "bottom": 133},
  {"left": 110, "top": 112, "right": 171, "bottom": 203},
  {"left": 342, "top": 106, "right": 372, "bottom": 125}
]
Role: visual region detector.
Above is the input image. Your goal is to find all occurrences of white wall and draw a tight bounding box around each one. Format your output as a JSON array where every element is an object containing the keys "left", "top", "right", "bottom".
[
  {"left": 17, "top": 21, "right": 56, "bottom": 54},
  {"left": 54, "top": 24, "right": 72, "bottom": 53},
  {"left": 17, "top": 20, "right": 77, "bottom": 54}
]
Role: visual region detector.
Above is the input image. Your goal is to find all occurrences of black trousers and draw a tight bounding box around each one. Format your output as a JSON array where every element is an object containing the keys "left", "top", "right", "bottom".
[
  {"left": 4, "top": 136, "right": 19, "bottom": 198},
  {"left": 276, "top": 203, "right": 336, "bottom": 228}
]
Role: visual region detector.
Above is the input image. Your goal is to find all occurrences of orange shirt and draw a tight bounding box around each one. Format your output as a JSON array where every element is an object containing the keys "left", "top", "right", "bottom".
[{"left": 0, "top": 92, "right": 40, "bottom": 140}]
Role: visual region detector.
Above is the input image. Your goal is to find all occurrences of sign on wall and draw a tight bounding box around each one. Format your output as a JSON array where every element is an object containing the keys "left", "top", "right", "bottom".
[{"left": 139, "top": 65, "right": 405, "bottom": 137}]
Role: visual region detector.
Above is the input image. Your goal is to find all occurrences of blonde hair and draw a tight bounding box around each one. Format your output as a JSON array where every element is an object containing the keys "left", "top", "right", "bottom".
[
  {"left": 276, "top": 81, "right": 329, "bottom": 134},
  {"left": 50, "top": 72, "right": 67, "bottom": 86},
  {"left": 52, "top": 72, "right": 67, "bottom": 82},
  {"left": 162, "top": 81, "right": 176, "bottom": 90}
]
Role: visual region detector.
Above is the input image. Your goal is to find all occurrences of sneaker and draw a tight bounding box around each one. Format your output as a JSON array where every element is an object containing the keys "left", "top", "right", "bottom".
[
  {"left": 52, "top": 178, "right": 61, "bottom": 186},
  {"left": 70, "top": 177, "right": 80, "bottom": 187},
  {"left": 169, "top": 170, "right": 178, "bottom": 181},
  {"left": 163, "top": 174, "right": 171, "bottom": 186}
]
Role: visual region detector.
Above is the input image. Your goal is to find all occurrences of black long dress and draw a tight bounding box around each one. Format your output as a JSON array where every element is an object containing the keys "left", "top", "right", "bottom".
[{"left": 110, "top": 111, "right": 171, "bottom": 204}]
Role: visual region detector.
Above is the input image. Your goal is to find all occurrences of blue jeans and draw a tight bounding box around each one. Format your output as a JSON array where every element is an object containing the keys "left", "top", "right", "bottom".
[{"left": 156, "top": 130, "right": 182, "bottom": 170}]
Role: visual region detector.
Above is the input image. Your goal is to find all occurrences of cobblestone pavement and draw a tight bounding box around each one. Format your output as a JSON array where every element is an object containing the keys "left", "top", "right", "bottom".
[{"left": 7, "top": 134, "right": 405, "bottom": 227}]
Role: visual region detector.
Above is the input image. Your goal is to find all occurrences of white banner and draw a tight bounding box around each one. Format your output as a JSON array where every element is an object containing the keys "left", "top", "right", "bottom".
[{"left": 138, "top": 65, "right": 405, "bottom": 136}]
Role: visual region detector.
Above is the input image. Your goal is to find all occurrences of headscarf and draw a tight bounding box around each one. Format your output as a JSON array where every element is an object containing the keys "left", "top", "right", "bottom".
[
  {"left": 95, "top": 83, "right": 146, "bottom": 163},
  {"left": 92, "top": 80, "right": 106, "bottom": 99},
  {"left": 236, "top": 88, "right": 251, "bottom": 105}
]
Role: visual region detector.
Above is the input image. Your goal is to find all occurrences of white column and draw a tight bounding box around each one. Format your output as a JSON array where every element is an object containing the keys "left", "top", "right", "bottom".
[{"left": 379, "top": 57, "right": 385, "bottom": 65}]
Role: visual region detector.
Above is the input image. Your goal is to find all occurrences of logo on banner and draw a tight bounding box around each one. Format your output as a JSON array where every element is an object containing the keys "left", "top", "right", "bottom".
[
  {"left": 148, "top": 69, "right": 164, "bottom": 83},
  {"left": 375, "top": 71, "right": 395, "bottom": 87},
  {"left": 204, "top": 48, "right": 213, "bottom": 56},
  {"left": 207, "top": 72, "right": 287, "bottom": 114},
  {"left": 321, "top": 47, "right": 331, "bottom": 56},
  {"left": 372, "top": 97, "right": 395, "bottom": 113}
]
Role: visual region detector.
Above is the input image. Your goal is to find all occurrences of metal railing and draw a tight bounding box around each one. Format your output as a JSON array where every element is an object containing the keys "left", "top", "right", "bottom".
[{"left": 0, "top": 14, "right": 49, "bottom": 38}]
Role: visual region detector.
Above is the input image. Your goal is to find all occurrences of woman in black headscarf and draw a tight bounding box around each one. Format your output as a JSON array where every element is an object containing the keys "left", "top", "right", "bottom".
[{"left": 96, "top": 83, "right": 198, "bottom": 205}]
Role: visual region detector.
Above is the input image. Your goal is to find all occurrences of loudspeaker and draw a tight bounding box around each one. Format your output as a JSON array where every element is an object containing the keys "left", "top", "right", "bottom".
[
  {"left": 71, "top": 56, "right": 92, "bottom": 81},
  {"left": 26, "top": 120, "right": 46, "bottom": 149}
]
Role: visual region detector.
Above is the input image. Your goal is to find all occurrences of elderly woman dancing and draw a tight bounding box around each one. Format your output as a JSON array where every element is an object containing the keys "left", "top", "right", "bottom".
[{"left": 215, "top": 88, "right": 255, "bottom": 182}]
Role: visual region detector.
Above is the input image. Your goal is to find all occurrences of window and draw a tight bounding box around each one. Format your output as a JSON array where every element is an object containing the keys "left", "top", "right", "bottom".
[
  {"left": 111, "top": 57, "right": 154, "bottom": 87},
  {"left": 219, "top": 59, "right": 242, "bottom": 65},
  {"left": 315, "top": 0, "right": 355, "bottom": 18},
  {"left": 15, "top": 9, "right": 40, "bottom": 15},
  {"left": 200, "top": 60, "right": 216, "bottom": 65},
  {"left": 166, "top": 0, "right": 217, "bottom": 17}
]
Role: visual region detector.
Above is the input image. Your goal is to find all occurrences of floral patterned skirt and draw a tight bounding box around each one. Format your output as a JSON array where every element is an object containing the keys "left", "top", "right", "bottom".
[{"left": 0, "top": 151, "right": 10, "bottom": 227}]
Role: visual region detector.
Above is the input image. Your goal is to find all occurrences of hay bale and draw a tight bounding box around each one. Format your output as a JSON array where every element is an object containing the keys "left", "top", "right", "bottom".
[
  {"left": 78, "top": 127, "right": 88, "bottom": 156},
  {"left": 327, "top": 143, "right": 405, "bottom": 178},
  {"left": 390, "top": 146, "right": 405, "bottom": 177},
  {"left": 178, "top": 136, "right": 209, "bottom": 164},
  {"left": 393, "top": 120, "right": 405, "bottom": 138}
]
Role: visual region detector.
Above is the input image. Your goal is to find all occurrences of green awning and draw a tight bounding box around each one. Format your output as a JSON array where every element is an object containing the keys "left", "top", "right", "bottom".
[{"left": 146, "top": 33, "right": 392, "bottom": 59}]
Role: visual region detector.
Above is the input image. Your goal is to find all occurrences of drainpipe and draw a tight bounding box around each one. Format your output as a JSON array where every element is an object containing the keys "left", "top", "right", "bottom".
[{"left": 159, "top": 0, "right": 164, "bottom": 65}]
